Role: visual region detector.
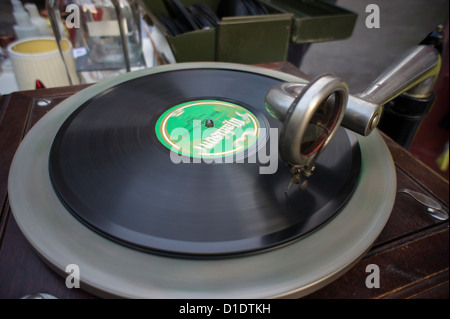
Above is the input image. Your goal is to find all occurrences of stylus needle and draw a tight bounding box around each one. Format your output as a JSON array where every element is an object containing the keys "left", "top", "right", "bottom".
[
  {"left": 285, "top": 173, "right": 308, "bottom": 193},
  {"left": 285, "top": 180, "right": 293, "bottom": 194}
]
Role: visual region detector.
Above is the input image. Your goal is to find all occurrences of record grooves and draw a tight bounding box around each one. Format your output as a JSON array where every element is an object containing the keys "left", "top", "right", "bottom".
[{"left": 48, "top": 68, "right": 361, "bottom": 258}]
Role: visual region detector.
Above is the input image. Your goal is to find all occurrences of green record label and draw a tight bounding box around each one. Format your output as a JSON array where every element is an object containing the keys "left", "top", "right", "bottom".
[{"left": 155, "top": 100, "right": 260, "bottom": 158}]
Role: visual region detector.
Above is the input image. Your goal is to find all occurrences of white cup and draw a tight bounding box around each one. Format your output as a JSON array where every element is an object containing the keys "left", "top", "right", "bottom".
[{"left": 7, "top": 37, "right": 79, "bottom": 90}]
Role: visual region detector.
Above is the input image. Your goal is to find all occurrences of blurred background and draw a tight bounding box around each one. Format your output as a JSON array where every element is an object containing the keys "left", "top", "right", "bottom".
[{"left": 0, "top": 0, "right": 448, "bottom": 179}]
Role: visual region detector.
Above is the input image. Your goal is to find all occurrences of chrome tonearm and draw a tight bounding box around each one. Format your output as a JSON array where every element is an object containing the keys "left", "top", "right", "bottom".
[{"left": 265, "top": 44, "right": 441, "bottom": 190}]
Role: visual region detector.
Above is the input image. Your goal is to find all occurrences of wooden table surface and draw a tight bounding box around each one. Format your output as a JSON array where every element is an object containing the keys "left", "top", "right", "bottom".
[{"left": 0, "top": 62, "right": 448, "bottom": 299}]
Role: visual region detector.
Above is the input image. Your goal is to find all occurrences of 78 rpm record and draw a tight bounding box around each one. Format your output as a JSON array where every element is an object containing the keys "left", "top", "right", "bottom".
[
  {"left": 48, "top": 68, "right": 361, "bottom": 258},
  {"left": 8, "top": 63, "right": 396, "bottom": 298}
]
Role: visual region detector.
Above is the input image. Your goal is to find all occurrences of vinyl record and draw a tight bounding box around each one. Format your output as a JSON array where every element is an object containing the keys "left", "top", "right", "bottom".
[
  {"left": 48, "top": 68, "right": 361, "bottom": 258},
  {"left": 8, "top": 63, "right": 396, "bottom": 298}
]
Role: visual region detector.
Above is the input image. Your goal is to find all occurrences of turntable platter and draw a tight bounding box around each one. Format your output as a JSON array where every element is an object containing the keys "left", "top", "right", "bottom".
[{"left": 8, "top": 63, "right": 396, "bottom": 298}]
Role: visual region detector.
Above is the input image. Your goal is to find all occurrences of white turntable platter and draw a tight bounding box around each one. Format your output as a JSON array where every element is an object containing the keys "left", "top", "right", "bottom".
[{"left": 8, "top": 63, "right": 396, "bottom": 298}]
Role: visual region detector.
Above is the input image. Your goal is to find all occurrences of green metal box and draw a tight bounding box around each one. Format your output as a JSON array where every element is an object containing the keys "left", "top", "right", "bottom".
[
  {"left": 141, "top": 0, "right": 357, "bottom": 64},
  {"left": 265, "top": 0, "right": 358, "bottom": 43}
]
